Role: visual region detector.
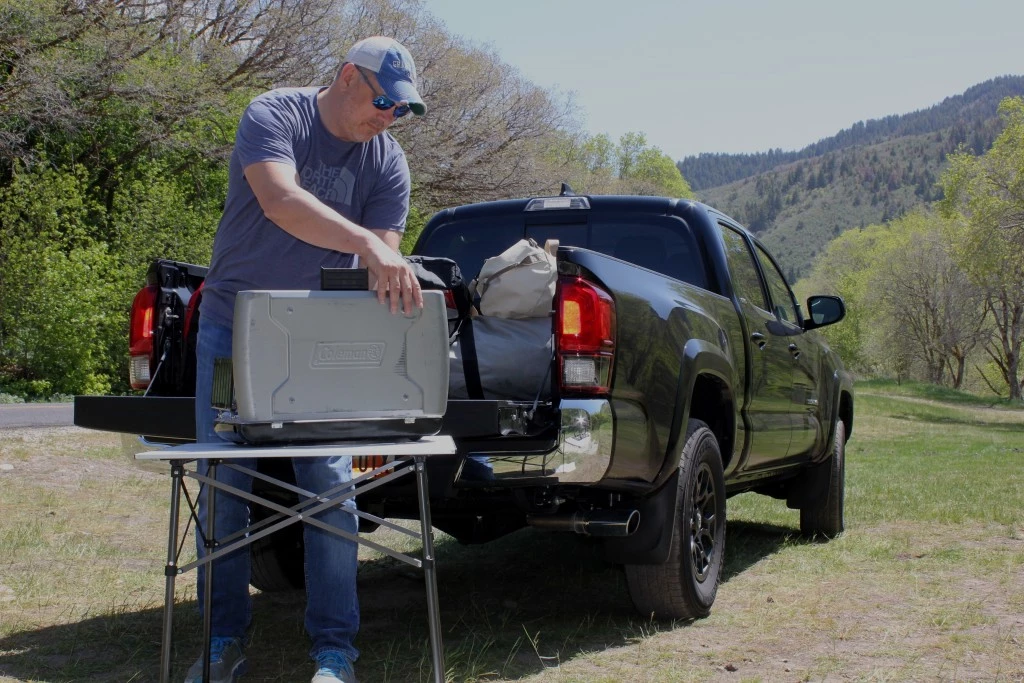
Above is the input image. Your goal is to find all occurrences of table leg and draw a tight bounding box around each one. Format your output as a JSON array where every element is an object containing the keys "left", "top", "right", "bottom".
[
  {"left": 202, "top": 460, "right": 218, "bottom": 683},
  {"left": 414, "top": 457, "right": 445, "bottom": 683},
  {"left": 160, "top": 463, "right": 185, "bottom": 683}
]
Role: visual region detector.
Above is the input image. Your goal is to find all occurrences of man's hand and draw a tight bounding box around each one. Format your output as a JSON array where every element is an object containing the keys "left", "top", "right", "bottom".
[{"left": 362, "top": 234, "right": 423, "bottom": 315}]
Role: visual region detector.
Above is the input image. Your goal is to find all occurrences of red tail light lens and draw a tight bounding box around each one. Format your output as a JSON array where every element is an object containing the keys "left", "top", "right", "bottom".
[
  {"left": 183, "top": 282, "right": 204, "bottom": 344},
  {"left": 556, "top": 277, "right": 615, "bottom": 394},
  {"left": 129, "top": 285, "right": 158, "bottom": 390}
]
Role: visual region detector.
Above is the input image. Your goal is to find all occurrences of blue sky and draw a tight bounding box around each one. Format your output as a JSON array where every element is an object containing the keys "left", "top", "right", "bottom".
[{"left": 426, "top": 0, "right": 1024, "bottom": 160}]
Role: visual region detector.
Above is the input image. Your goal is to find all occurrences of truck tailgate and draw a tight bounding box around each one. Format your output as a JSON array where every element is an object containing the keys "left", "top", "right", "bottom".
[
  {"left": 74, "top": 396, "right": 196, "bottom": 440},
  {"left": 73, "top": 396, "right": 557, "bottom": 454}
]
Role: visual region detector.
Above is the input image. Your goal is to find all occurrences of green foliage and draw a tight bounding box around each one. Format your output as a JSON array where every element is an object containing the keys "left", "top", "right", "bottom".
[
  {"left": 399, "top": 205, "right": 428, "bottom": 255},
  {"left": 801, "top": 93, "right": 1024, "bottom": 400},
  {"left": 939, "top": 96, "right": 1024, "bottom": 400},
  {"left": 799, "top": 222, "right": 892, "bottom": 370},
  {"left": 941, "top": 97, "right": 1024, "bottom": 265},
  {"left": 626, "top": 145, "right": 693, "bottom": 198},
  {"left": 0, "top": 0, "right": 701, "bottom": 399},
  {"left": 801, "top": 209, "right": 984, "bottom": 389},
  {"left": 0, "top": 236, "right": 125, "bottom": 397},
  {"left": 0, "top": 0, "right": 253, "bottom": 397},
  {"left": 553, "top": 131, "right": 694, "bottom": 198},
  {"left": 0, "top": 145, "right": 226, "bottom": 396}
]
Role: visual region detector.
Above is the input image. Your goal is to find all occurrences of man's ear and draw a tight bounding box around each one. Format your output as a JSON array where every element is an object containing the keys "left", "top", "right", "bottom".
[{"left": 336, "top": 62, "right": 359, "bottom": 88}]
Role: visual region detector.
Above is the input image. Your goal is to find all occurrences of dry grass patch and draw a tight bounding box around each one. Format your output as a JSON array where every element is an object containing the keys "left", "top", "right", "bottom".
[
  {"left": 1, "top": 387, "right": 1023, "bottom": 681},
  {"left": 511, "top": 522, "right": 1022, "bottom": 683}
]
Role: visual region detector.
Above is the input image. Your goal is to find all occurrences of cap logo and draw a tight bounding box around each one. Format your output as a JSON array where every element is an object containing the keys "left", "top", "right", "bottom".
[{"left": 392, "top": 59, "right": 403, "bottom": 69}]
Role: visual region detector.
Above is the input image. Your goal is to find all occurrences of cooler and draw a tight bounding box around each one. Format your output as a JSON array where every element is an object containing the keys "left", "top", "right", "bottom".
[{"left": 217, "top": 289, "right": 449, "bottom": 443}]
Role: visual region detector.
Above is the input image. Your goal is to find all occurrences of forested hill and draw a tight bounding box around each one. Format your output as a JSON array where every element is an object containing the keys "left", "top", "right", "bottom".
[
  {"left": 690, "top": 76, "right": 1024, "bottom": 282},
  {"left": 678, "top": 75, "right": 1024, "bottom": 191}
]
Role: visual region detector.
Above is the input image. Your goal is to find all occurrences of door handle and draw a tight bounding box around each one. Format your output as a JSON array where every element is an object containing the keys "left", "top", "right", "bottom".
[
  {"left": 751, "top": 332, "right": 766, "bottom": 350},
  {"left": 788, "top": 343, "right": 801, "bottom": 359}
]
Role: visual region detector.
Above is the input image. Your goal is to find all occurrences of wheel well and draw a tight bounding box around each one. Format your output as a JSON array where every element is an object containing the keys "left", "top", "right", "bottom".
[
  {"left": 688, "top": 374, "right": 735, "bottom": 469},
  {"left": 839, "top": 389, "right": 853, "bottom": 440}
]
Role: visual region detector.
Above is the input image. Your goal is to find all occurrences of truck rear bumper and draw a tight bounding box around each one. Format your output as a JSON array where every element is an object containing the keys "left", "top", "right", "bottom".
[{"left": 455, "top": 399, "right": 613, "bottom": 486}]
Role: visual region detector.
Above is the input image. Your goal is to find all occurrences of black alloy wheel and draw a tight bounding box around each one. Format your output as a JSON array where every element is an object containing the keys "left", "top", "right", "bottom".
[{"left": 689, "top": 460, "right": 719, "bottom": 582}]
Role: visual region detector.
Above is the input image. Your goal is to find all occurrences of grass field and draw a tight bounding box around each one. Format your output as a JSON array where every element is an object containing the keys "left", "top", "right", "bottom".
[{"left": 1, "top": 382, "right": 1021, "bottom": 682}]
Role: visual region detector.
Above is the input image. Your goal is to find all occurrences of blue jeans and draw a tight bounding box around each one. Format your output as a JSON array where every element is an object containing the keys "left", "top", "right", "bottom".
[{"left": 195, "top": 318, "right": 360, "bottom": 662}]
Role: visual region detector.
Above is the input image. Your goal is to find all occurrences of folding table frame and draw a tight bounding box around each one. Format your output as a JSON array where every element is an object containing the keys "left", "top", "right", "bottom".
[{"left": 137, "top": 435, "right": 457, "bottom": 683}]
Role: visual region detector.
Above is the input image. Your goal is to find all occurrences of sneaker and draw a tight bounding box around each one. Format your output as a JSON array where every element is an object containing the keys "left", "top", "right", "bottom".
[
  {"left": 184, "top": 636, "right": 248, "bottom": 683},
  {"left": 311, "top": 649, "right": 358, "bottom": 683}
]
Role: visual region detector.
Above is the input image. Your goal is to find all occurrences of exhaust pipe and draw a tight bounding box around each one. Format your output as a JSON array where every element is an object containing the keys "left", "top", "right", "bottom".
[{"left": 526, "top": 509, "right": 640, "bottom": 537}]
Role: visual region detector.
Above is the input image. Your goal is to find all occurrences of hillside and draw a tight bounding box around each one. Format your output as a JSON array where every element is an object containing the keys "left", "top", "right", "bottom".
[
  {"left": 690, "top": 76, "right": 1024, "bottom": 280},
  {"left": 680, "top": 75, "right": 1024, "bottom": 191}
]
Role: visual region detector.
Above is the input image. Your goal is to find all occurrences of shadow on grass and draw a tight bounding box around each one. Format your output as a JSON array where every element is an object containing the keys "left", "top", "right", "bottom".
[
  {"left": 886, "top": 412, "right": 1024, "bottom": 432},
  {"left": 721, "top": 519, "right": 808, "bottom": 582},
  {"left": 0, "top": 520, "right": 798, "bottom": 682}
]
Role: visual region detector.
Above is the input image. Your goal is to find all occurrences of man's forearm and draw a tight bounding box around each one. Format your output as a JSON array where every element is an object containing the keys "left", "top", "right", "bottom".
[{"left": 261, "top": 185, "right": 375, "bottom": 256}]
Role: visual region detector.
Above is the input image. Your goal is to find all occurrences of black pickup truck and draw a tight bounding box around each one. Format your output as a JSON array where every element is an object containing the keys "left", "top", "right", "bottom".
[{"left": 75, "top": 189, "right": 853, "bottom": 621}]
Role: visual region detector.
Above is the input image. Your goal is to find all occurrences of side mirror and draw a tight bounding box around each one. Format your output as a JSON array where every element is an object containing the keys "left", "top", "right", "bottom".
[{"left": 803, "top": 295, "right": 846, "bottom": 330}]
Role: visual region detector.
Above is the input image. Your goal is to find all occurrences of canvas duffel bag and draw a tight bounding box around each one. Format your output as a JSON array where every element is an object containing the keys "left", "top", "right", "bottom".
[
  {"left": 470, "top": 238, "right": 556, "bottom": 319},
  {"left": 449, "top": 315, "right": 553, "bottom": 401}
]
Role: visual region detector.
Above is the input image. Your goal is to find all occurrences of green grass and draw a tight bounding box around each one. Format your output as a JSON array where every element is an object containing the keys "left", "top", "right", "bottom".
[
  {"left": 1, "top": 388, "right": 1023, "bottom": 682},
  {"left": 855, "top": 376, "right": 1024, "bottom": 408}
]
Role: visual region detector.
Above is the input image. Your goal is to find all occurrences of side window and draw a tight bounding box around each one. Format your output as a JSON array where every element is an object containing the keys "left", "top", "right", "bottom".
[
  {"left": 754, "top": 244, "right": 799, "bottom": 324},
  {"left": 719, "top": 224, "right": 768, "bottom": 310}
]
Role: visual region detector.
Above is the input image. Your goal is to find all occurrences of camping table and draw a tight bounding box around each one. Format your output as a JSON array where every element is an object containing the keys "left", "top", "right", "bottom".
[{"left": 137, "top": 435, "right": 457, "bottom": 683}]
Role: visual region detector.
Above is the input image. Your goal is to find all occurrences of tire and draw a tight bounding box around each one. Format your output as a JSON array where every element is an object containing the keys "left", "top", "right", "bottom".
[
  {"left": 799, "top": 420, "right": 846, "bottom": 538},
  {"left": 625, "top": 419, "right": 726, "bottom": 620},
  {"left": 249, "top": 519, "right": 305, "bottom": 592}
]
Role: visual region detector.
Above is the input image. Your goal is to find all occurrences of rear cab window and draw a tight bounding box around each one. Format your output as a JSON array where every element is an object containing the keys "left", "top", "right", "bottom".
[{"left": 415, "top": 211, "right": 710, "bottom": 291}]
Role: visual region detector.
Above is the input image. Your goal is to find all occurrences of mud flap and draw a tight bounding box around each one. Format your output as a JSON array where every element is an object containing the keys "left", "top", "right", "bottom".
[{"left": 602, "top": 469, "right": 680, "bottom": 565}]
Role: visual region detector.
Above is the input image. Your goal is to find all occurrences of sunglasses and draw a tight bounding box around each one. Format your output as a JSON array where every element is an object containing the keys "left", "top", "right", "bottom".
[{"left": 356, "top": 67, "right": 412, "bottom": 119}]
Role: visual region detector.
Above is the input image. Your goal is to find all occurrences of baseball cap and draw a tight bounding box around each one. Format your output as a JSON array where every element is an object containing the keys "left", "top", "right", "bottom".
[{"left": 345, "top": 36, "right": 426, "bottom": 116}]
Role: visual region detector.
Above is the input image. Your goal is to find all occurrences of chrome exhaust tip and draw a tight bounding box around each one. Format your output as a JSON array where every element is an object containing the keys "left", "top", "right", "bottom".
[{"left": 526, "top": 509, "right": 640, "bottom": 537}]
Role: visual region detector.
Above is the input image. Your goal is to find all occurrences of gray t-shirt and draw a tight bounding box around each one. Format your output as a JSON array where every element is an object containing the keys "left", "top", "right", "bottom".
[{"left": 201, "top": 87, "right": 411, "bottom": 327}]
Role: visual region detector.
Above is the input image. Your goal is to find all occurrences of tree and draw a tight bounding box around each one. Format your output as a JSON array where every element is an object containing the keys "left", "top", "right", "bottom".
[
  {"left": 800, "top": 211, "right": 988, "bottom": 389},
  {"left": 550, "top": 130, "right": 694, "bottom": 199},
  {"left": 941, "top": 97, "right": 1024, "bottom": 399},
  {"left": 0, "top": 0, "right": 343, "bottom": 177},
  {"left": 869, "top": 213, "right": 988, "bottom": 388},
  {"left": 800, "top": 223, "right": 892, "bottom": 372},
  {"left": 0, "top": 0, "right": 699, "bottom": 396}
]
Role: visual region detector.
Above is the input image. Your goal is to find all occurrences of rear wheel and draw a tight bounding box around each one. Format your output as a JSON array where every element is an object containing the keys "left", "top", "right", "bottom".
[
  {"left": 799, "top": 420, "right": 846, "bottom": 538},
  {"left": 249, "top": 512, "right": 305, "bottom": 592},
  {"left": 625, "top": 419, "right": 726, "bottom": 620}
]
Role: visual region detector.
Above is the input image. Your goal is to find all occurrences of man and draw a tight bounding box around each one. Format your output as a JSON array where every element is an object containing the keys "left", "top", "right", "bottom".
[{"left": 187, "top": 36, "right": 426, "bottom": 683}]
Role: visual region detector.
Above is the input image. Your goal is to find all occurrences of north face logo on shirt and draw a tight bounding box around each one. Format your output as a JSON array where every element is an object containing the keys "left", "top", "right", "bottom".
[{"left": 300, "top": 163, "right": 355, "bottom": 206}]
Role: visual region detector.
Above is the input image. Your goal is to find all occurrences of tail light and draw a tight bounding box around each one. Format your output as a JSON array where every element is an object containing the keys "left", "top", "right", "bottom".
[
  {"left": 556, "top": 276, "right": 615, "bottom": 394},
  {"left": 129, "top": 285, "right": 158, "bottom": 390},
  {"left": 183, "top": 281, "right": 204, "bottom": 344}
]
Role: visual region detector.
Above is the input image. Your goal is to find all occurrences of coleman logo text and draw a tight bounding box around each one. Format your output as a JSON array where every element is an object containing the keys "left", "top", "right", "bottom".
[{"left": 311, "top": 342, "right": 385, "bottom": 368}]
